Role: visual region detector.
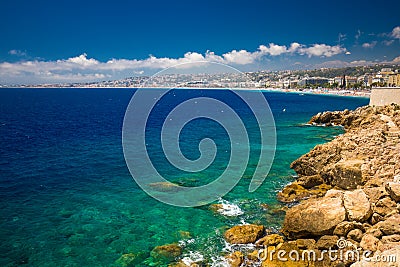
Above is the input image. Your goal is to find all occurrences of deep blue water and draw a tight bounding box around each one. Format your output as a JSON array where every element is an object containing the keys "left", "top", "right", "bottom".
[{"left": 0, "top": 88, "right": 369, "bottom": 266}]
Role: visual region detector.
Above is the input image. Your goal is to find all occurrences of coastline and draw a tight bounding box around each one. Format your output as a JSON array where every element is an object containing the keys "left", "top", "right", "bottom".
[
  {"left": 0, "top": 86, "right": 371, "bottom": 98},
  {"left": 202, "top": 104, "right": 400, "bottom": 267}
]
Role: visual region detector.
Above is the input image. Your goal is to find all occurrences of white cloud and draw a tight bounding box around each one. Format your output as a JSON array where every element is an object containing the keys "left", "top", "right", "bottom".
[
  {"left": 345, "top": 51, "right": 351, "bottom": 55},
  {"left": 391, "top": 26, "right": 400, "bottom": 39},
  {"left": 298, "top": 44, "right": 346, "bottom": 57},
  {"left": 383, "top": 40, "right": 394, "bottom": 46},
  {"left": 0, "top": 42, "right": 349, "bottom": 84},
  {"left": 393, "top": 56, "right": 400, "bottom": 63},
  {"left": 362, "top": 41, "right": 377, "bottom": 49}
]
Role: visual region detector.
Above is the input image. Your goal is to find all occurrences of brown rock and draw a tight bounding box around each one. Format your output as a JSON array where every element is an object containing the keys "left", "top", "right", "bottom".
[
  {"left": 365, "top": 227, "right": 383, "bottom": 238},
  {"left": 225, "top": 251, "right": 244, "bottom": 267},
  {"left": 360, "top": 234, "right": 379, "bottom": 252},
  {"left": 370, "top": 213, "right": 384, "bottom": 225},
  {"left": 381, "top": 234, "right": 400, "bottom": 243},
  {"left": 329, "top": 160, "right": 364, "bottom": 190},
  {"left": 347, "top": 229, "right": 363, "bottom": 242},
  {"left": 343, "top": 189, "right": 372, "bottom": 222},
  {"left": 277, "top": 183, "right": 311, "bottom": 203},
  {"left": 295, "top": 239, "right": 316, "bottom": 249},
  {"left": 255, "top": 234, "right": 284, "bottom": 247},
  {"left": 296, "top": 175, "right": 324, "bottom": 189},
  {"left": 282, "top": 193, "right": 346, "bottom": 238},
  {"left": 375, "top": 214, "right": 400, "bottom": 235},
  {"left": 115, "top": 253, "right": 146, "bottom": 267},
  {"left": 374, "top": 197, "right": 398, "bottom": 216},
  {"left": 385, "top": 182, "right": 400, "bottom": 202},
  {"left": 224, "top": 224, "right": 265, "bottom": 244},
  {"left": 363, "top": 186, "right": 389, "bottom": 204},
  {"left": 316, "top": 235, "right": 339, "bottom": 249},
  {"left": 333, "top": 221, "right": 356, "bottom": 236}
]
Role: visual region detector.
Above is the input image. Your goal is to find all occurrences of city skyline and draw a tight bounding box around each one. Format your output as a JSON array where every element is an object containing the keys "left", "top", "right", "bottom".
[{"left": 1, "top": 0, "right": 400, "bottom": 84}]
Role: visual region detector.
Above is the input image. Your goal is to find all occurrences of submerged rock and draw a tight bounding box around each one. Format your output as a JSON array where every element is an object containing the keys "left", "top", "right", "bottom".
[{"left": 150, "top": 243, "right": 182, "bottom": 264}]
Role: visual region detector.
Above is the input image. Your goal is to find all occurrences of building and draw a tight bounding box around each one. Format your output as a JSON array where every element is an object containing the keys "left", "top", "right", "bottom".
[
  {"left": 298, "top": 77, "right": 329, "bottom": 87},
  {"left": 388, "top": 74, "right": 400, "bottom": 87}
]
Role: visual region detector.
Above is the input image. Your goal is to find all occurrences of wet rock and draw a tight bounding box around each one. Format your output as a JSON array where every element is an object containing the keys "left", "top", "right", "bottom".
[
  {"left": 360, "top": 234, "right": 379, "bottom": 252},
  {"left": 282, "top": 193, "right": 346, "bottom": 238},
  {"left": 277, "top": 183, "right": 311, "bottom": 203},
  {"left": 225, "top": 251, "right": 244, "bottom": 267},
  {"left": 316, "top": 235, "right": 339, "bottom": 249},
  {"left": 150, "top": 243, "right": 182, "bottom": 263},
  {"left": 343, "top": 189, "right": 372, "bottom": 222},
  {"left": 347, "top": 229, "right": 363, "bottom": 242},
  {"left": 115, "top": 252, "right": 147, "bottom": 267},
  {"left": 224, "top": 224, "right": 265, "bottom": 244},
  {"left": 255, "top": 234, "right": 284, "bottom": 247},
  {"left": 385, "top": 182, "right": 400, "bottom": 202}
]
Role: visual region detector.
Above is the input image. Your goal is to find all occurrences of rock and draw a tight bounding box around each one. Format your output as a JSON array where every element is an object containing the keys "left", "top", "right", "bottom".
[
  {"left": 365, "top": 227, "right": 383, "bottom": 238},
  {"left": 350, "top": 245, "right": 400, "bottom": 267},
  {"left": 150, "top": 243, "right": 182, "bottom": 263},
  {"left": 381, "top": 234, "right": 400, "bottom": 243},
  {"left": 115, "top": 253, "right": 146, "bottom": 267},
  {"left": 329, "top": 160, "right": 364, "bottom": 190},
  {"left": 148, "top": 182, "right": 180, "bottom": 192},
  {"left": 225, "top": 251, "right": 244, "bottom": 267},
  {"left": 296, "top": 175, "right": 324, "bottom": 189},
  {"left": 282, "top": 194, "right": 346, "bottom": 238},
  {"left": 316, "top": 235, "right": 339, "bottom": 249},
  {"left": 277, "top": 183, "right": 311, "bottom": 203},
  {"left": 333, "top": 221, "right": 355, "bottom": 236},
  {"left": 385, "top": 182, "right": 400, "bottom": 202},
  {"left": 343, "top": 189, "right": 372, "bottom": 222},
  {"left": 375, "top": 214, "right": 400, "bottom": 235},
  {"left": 347, "top": 229, "right": 363, "bottom": 242},
  {"left": 260, "top": 242, "right": 312, "bottom": 267},
  {"left": 360, "top": 234, "right": 379, "bottom": 252},
  {"left": 295, "top": 239, "right": 316, "bottom": 249},
  {"left": 255, "top": 234, "right": 284, "bottom": 247},
  {"left": 373, "top": 197, "right": 398, "bottom": 216},
  {"left": 370, "top": 213, "right": 384, "bottom": 225},
  {"left": 363, "top": 187, "right": 389, "bottom": 204},
  {"left": 224, "top": 224, "right": 265, "bottom": 244}
]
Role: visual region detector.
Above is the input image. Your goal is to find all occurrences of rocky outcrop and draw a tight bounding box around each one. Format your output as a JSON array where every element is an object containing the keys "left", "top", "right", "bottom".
[{"left": 224, "top": 224, "right": 265, "bottom": 244}]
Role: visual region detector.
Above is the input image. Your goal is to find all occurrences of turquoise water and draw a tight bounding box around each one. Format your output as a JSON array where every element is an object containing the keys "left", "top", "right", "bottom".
[{"left": 0, "top": 88, "right": 368, "bottom": 266}]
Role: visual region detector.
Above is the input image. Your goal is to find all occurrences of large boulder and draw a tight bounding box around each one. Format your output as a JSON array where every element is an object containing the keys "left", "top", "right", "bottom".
[
  {"left": 327, "top": 160, "right": 364, "bottom": 190},
  {"left": 282, "top": 191, "right": 346, "bottom": 238},
  {"left": 224, "top": 224, "right": 265, "bottom": 244},
  {"left": 343, "top": 189, "right": 372, "bottom": 222}
]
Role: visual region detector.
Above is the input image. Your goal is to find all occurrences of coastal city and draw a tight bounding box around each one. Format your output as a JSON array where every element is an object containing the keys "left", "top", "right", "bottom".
[{"left": 5, "top": 64, "right": 400, "bottom": 96}]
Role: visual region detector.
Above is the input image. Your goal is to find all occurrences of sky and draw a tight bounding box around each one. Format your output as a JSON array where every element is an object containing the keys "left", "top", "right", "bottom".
[{"left": 1, "top": 0, "right": 400, "bottom": 84}]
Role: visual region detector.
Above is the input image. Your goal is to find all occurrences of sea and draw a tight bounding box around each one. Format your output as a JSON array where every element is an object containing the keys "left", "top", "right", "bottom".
[{"left": 0, "top": 88, "right": 369, "bottom": 266}]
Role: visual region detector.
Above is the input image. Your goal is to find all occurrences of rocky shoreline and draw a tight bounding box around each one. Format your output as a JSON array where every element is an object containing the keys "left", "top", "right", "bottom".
[
  {"left": 220, "top": 104, "right": 400, "bottom": 267},
  {"left": 117, "top": 104, "right": 400, "bottom": 267}
]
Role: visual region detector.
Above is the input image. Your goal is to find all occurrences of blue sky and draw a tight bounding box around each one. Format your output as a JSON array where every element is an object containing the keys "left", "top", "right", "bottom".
[{"left": 1, "top": 0, "right": 400, "bottom": 84}]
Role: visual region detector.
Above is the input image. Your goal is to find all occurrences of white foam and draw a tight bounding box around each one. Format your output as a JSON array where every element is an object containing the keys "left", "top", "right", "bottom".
[
  {"left": 181, "top": 251, "right": 204, "bottom": 266},
  {"left": 216, "top": 199, "right": 244, "bottom": 217}
]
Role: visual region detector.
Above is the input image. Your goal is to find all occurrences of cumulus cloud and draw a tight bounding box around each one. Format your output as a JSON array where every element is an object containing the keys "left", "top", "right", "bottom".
[
  {"left": 362, "top": 41, "right": 377, "bottom": 49},
  {"left": 298, "top": 44, "right": 346, "bottom": 57},
  {"left": 391, "top": 26, "right": 400, "bottom": 39},
  {"left": 0, "top": 42, "right": 348, "bottom": 84}
]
